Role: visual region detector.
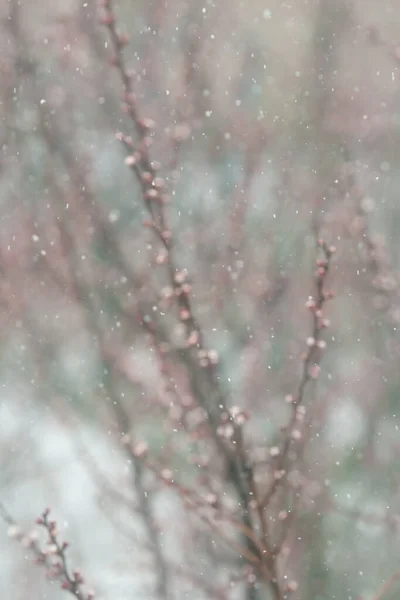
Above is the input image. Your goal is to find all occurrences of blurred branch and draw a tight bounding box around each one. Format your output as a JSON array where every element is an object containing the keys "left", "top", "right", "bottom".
[
  {"left": 261, "top": 241, "right": 334, "bottom": 510},
  {"left": 99, "top": 3, "right": 279, "bottom": 599},
  {"left": 369, "top": 567, "right": 400, "bottom": 600}
]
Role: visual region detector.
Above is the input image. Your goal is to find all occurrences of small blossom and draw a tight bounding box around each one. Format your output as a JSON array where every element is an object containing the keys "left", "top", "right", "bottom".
[
  {"left": 138, "top": 117, "right": 155, "bottom": 130},
  {"left": 287, "top": 580, "right": 299, "bottom": 592},
  {"left": 247, "top": 572, "right": 257, "bottom": 584},
  {"left": 145, "top": 188, "right": 159, "bottom": 200},
  {"left": 229, "top": 406, "right": 249, "bottom": 426},
  {"left": 229, "top": 406, "right": 241, "bottom": 419},
  {"left": 186, "top": 330, "right": 200, "bottom": 347},
  {"left": 7, "top": 525, "right": 21, "bottom": 539},
  {"left": 207, "top": 349, "right": 219, "bottom": 365},
  {"left": 317, "top": 339, "right": 326, "bottom": 349},
  {"left": 99, "top": 13, "right": 114, "bottom": 26},
  {"left": 305, "top": 296, "right": 316, "bottom": 309},
  {"left": 306, "top": 337, "right": 315, "bottom": 347},
  {"left": 161, "top": 468, "right": 173, "bottom": 481},
  {"left": 132, "top": 441, "right": 148, "bottom": 458},
  {"left": 181, "top": 283, "right": 192, "bottom": 294},
  {"left": 155, "top": 251, "right": 168, "bottom": 265},
  {"left": 124, "top": 155, "right": 137, "bottom": 167},
  {"left": 153, "top": 177, "right": 165, "bottom": 189},
  {"left": 174, "top": 271, "right": 186, "bottom": 284},
  {"left": 234, "top": 412, "right": 249, "bottom": 426},
  {"left": 308, "top": 364, "right": 321, "bottom": 379},
  {"left": 269, "top": 446, "right": 280, "bottom": 457},
  {"left": 141, "top": 171, "right": 153, "bottom": 183},
  {"left": 205, "top": 493, "right": 218, "bottom": 507},
  {"left": 73, "top": 570, "right": 84, "bottom": 584},
  {"left": 284, "top": 394, "right": 294, "bottom": 404},
  {"left": 117, "top": 32, "right": 129, "bottom": 45},
  {"left": 161, "top": 230, "right": 172, "bottom": 242},
  {"left": 324, "top": 290, "right": 335, "bottom": 300},
  {"left": 296, "top": 406, "right": 306, "bottom": 423},
  {"left": 217, "top": 423, "right": 235, "bottom": 439},
  {"left": 161, "top": 286, "right": 174, "bottom": 300},
  {"left": 291, "top": 429, "right": 302, "bottom": 440},
  {"left": 21, "top": 535, "right": 35, "bottom": 548},
  {"left": 278, "top": 510, "right": 288, "bottom": 521},
  {"left": 61, "top": 581, "right": 72, "bottom": 590}
]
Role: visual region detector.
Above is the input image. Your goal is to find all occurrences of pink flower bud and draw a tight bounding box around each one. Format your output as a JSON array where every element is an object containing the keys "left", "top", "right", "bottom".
[
  {"left": 308, "top": 364, "right": 321, "bottom": 379},
  {"left": 132, "top": 441, "right": 148, "bottom": 458},
  {"left": 305, "top": 297, "right": 316, "bottom": 309},
  {"left": 269, "top": 446, "right": 280, "bottom": 457},
  {"left": 287, "top": 580, "right": 299, "bottom": 592}
]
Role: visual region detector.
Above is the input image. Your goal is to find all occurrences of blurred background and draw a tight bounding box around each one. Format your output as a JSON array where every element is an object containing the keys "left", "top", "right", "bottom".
[{"left": 1, "top": 0, "right": 400, "bottom": 599}]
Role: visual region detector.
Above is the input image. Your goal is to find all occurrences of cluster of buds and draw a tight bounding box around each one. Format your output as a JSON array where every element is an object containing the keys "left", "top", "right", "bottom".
[
  {"left": 121, "top": 435, "right": 149, "bottom": 459},
  {"left": 197, "top": 348, "right": 219, "bottom": 367},
  {"left": 217, "top": 422, "right": 235, "bottom": 440},
  {"left": 315, "top": 247, "right": 335, "bottom": 278},
  {"left": 174, "top": 271, "right": 192, "bottom": 296},
  {"left": 218, "top": 405, "right": 250, "bottom": 430},
  {"left": 305, "top": 296, "right": 331, "bottom": 330},
  {"left": 306, "top": 336, "right": 327, "bottom": 349},
  {"left": 300, "top": 241, "right": 336, "bottom": 379},
  {"left": 268, "top": 241, "right": 336, "bottom": 504},
  {"left": 228, "top": 405, "right": 250, "bottom": 426},
  {"left": 317, "top": 239, "right": 336, "bottom": 257},
  {"left": 217, "top": 406, "right": 248, "bottom": 441}
]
